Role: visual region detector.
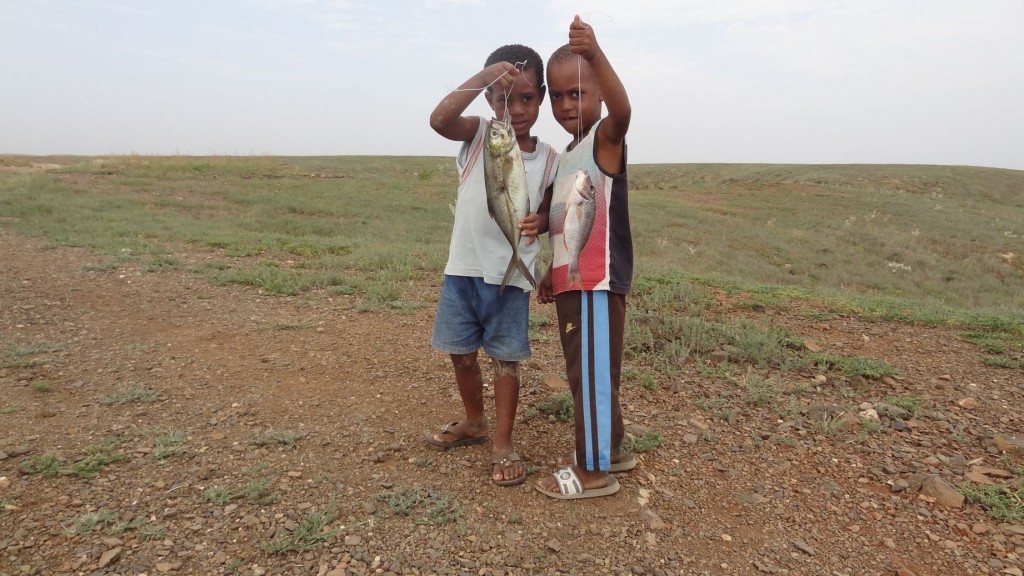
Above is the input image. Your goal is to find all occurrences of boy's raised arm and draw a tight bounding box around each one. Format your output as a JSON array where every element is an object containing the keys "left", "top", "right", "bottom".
[
  {"left": 569, "top": 16, "right": 630, "bottom": 169},
  {"left": 429, "top": 63, "right": 521, "bottom": 143}
]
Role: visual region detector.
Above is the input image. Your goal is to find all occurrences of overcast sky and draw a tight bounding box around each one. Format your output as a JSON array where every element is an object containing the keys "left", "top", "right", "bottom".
[{"left": 2, "top": 0, "right": 1022, "bottom": 169}]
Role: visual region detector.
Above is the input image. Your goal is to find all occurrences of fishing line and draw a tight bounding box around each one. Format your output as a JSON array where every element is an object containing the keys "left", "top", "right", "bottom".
[{"left": 446, "top": 60, "right": 530, "bottom": 124}]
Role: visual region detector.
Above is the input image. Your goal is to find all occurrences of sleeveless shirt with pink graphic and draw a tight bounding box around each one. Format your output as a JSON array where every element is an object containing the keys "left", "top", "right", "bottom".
[{"left": 548, "top": 119, "right": 632, "bottom": 295}]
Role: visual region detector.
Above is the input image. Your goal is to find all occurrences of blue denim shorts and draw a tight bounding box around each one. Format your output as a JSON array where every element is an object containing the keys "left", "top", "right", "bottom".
[{"left": 431, "top": 275, "right": 531, "bottom": 361}]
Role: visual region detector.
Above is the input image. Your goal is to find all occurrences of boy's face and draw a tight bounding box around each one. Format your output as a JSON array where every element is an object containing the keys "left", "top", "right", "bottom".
[
  {"left": 546, "top": 59, "right": 602, "bottom": 137},
  {"left": 487, "top": 68, "right": 544, "bottom": 139}
]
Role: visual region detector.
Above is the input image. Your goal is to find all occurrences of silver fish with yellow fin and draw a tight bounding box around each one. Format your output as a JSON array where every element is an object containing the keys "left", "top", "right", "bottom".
[
  {"left": 563, "top": 169, "right": 596, "bottom": 290},
  {"left": 483, "top": 116, "right": 537, "bottom": 294}
]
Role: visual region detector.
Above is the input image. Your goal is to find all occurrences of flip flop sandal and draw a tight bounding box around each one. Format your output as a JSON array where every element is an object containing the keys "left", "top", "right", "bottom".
[
  {"left": 423, "top": 421, "right": 488, "bottom": 449},
  {"left": 536, "top": 467, "right": 620, "bottom": 500},
  {"left": 564, "top": 451, "right": 637, "bottom": 473},
  {"left": 491, "top": 450, "right": 526, "bottom": 486}
]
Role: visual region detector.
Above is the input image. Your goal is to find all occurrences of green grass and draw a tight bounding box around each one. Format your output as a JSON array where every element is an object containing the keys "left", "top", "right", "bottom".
[
  {"left": 535, "top": 393, "right": 574, "bottom": 423},
  {"left": 101, "top": 385, "right": 158, "bottom": 405},
  {"left": 374, "top": 486, "right": 462, "bottom": 526},
  {"left": 885, "top": 396, "right": 923, "bottom": 417},
  {"left": 628, "top": 431, "right": 663, "bottom": 453},
  {"left": 811, "top": 353, "right": 900, "bottom": 379},
  {"left": 0, "top": 342, "right": 63, "bottom": 369},
  {"left": 264, "top": 498, "right": 342, "bottom": 554},
  {"left": 64, "top": 510, "right": 119, "bottom": 535},
  {"left": 250, "top": 429, "right": 307, "bottom": 446},
  {"left": 21, "top": 437, "right": 129, "bottom": 478},
  {"left": 244, "top": 477, "right": 279, "bottom": 505},
  {"left": 3, "top": 157, "right": 1022, "bottom": 402},
  {"left": 202, "top": 485, "right": 240, "bottom": 505},
  {"left": 959, "top": 481, "right": 1024, "bottom": 522},
  {"left": 30, "top": 379, "right": 53, "bottom": 392},
  {"left": 152, "top": 429, "right": 187, "bottom": 462},
  {"left": 19, "top": 452, "right": 64, "bottom": 476}
]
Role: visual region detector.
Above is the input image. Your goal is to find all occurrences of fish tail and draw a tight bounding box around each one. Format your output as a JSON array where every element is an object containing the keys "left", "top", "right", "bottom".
[
  {"left": 499, "top": 255, "right": 517, "bottom": 296},
  {"left": 567, "top": 260, "right": 581, "bottom": 290},
  {"left": 499, "top": 251, "right": 537, "bottom": 294},
  {"left": 516, "top": 255, "right": 537, "bottom": 289}
]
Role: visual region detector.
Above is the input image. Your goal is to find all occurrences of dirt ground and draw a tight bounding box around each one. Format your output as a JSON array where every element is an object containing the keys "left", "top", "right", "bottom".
[{"left": 1, "top": 227, "right": 1023, "bottom": 576}]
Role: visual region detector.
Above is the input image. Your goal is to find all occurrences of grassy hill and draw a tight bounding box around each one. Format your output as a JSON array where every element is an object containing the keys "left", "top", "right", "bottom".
[{"left": 2, "top": 155, "right": 1022, "bottom": 366}]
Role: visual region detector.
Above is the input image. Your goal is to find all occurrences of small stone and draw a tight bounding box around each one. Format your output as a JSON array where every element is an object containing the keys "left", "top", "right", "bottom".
[
  {"left": 957, "top": 397, "right": 978, "bottom": 409},
  {"left": 972, "top": 465, "right": 1014, "bottom": 479},
  {"left": 890, "top": 420, "right": 910, "bottom": 432},
  {"left": 803, "top": 340, "right": 823, "bottom": 353},
  {"left": 640, "top": 509, "right": 667, "bottom": 530},
  {"left": 858, "top": 408, "right": 879, "bottom": 421},
  {"left": 920, "top": 476, "right": 965, "bottom": 508},
  {"left": 0, "top": 476, "right": 9, "bottom": 490},
  {"left": 540, "top": 373, "right": 567, "bottom": 391},
  {"left": 682, "top": 433, "right": 699, "bottom": 445},
  {"left": 971, "top": 523, "right": 990, "bottom": 534},
  {"left": 875, "top": 403, "right": 910, "bottom": 420},
  {"left": 98, "top": 547, "right": 122, "bottom": 568},
  {"left": 993, "top": 434, "right": 1024, "bottom": 456},
  {"left": 344, "top": 535, "right": 362, "bottom": 546},
  {"left": 791, "top": 539, "right": 815, "bottom": 555},
  {"left": 1001, "top": 567, "right": 1023, "bottom": 576},
  {"left": 964, "top": 471, "right": 997, "bottom": 485},
  {"left": 721, "top": 534, "right": 732, "bottom": 541},
  {"left": 156, "top": 562, "right": 174, "bottom": 573}
]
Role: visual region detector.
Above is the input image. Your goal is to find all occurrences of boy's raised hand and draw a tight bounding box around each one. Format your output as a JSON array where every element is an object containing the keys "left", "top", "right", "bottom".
[
  {"left": 485, "top": 61, "right": 521, "bottom": 94},
  {"left": 568, "top": 15, "right": 599, "bottom": 61}
]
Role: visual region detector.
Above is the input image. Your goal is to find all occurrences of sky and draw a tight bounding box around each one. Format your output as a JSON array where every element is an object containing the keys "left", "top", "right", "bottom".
[{"left": 2, "top": 0, "right": 1023, "bottom": 170}]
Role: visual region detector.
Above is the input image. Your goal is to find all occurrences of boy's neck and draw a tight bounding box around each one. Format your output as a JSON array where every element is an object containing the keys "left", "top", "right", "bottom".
[
  {"left": 517, "top": 134, "right": 537, "bottom": 153},
  {"left": 567, "top": 122, "right": 596, "bottom": 151}
]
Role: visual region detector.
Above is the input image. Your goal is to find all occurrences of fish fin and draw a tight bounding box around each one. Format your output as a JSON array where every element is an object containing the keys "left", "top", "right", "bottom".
[
  {"left": 516, "top": 256, "right": 537, "bottom": 289},
  {"left": 499, "top": 256, "right": 517, "bottom": 296},
  {"left": 498, "top": 253, "right": 537, "bottom": 293}
]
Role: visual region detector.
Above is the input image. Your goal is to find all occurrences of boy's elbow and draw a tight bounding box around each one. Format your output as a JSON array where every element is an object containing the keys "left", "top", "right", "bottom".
[{"left": 429, "top": 114, "right": 447, "bottom": 135}]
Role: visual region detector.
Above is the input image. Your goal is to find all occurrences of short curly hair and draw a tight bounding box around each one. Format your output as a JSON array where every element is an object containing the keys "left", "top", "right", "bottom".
[
  {"left": 547, "top": 43, "right": 575, "bottom": 67},
  {"left": 484, "top": 44, "right": 545, "bottom": 94}
]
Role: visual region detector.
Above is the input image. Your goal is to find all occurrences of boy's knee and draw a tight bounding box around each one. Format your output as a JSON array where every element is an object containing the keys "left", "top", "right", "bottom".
[
  {"left": 491, "top": 359, "right": 520, "bottom": 378},
  {"left": 451, "top": 353, "right": 478, "bottom": 369}
]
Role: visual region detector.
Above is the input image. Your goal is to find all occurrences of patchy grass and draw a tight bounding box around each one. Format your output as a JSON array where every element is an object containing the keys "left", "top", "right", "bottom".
[
  {"left": 628, "top": 431, "right": 662, "bottom": 453},
  {"left": 101, "top": 385, "right": 158, "bottom": 405},
  {"left": 202, "top": 486, "right": 239, "bottom": 505},
  {"left": 811, "top": 353, "right": 899, "bottom": 379},
  {"left": 152, "top": 428, "right": 187, "bottom": 462},
  {"left": 250, "top": 429, "right": 307, "bottom": 447},
  {"left": 375, "top": 486, "right": 462, "bottom": 526},
  {"left": 264, "top": 498, "right": 342, "bottom": 554},
  {"left": 534, "top": 393, "right": 574, "bottom": 423},
  {"left": 886, "top": 396, "right": 923, "bottom": 417},
  {"left": 19, "top": 452, "right": 64, "bottom": 477},
  {"left": 64, "top": 510, "right": 119, "bottom": 536},
  {"left": 959, "top": 482, "right": 1024, "bottom": 523}
]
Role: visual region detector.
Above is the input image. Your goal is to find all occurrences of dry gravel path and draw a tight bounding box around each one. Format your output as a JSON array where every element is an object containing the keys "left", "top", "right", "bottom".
[{"left": 2, "top": 230, "right": 1023, "bottom": 576}]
